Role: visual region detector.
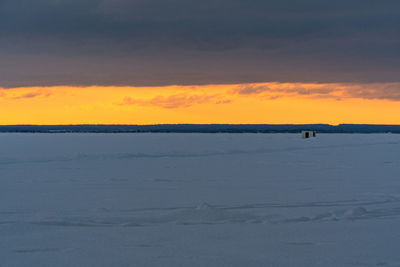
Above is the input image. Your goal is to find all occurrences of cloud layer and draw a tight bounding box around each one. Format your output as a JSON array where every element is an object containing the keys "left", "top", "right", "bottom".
[
  {"left": 235, "top": 83, "right": 400, "bottom": 101},
  {"left": 1, "top": 0, "right": 400, "bottom": 88},
  {"left": 121, "top": 94, "right": 225, "bottom": 109}
]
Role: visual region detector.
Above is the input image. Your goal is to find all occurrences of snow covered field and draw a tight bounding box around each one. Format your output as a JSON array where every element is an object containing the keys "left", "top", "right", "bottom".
[{"left": 1, "top": 133, "right": 400, "bottom": 267}]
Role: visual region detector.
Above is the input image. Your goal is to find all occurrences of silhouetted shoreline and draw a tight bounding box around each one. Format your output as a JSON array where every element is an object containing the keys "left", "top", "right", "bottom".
[{"left": 0, "top": 124, "right": 399, "bottom": 133}]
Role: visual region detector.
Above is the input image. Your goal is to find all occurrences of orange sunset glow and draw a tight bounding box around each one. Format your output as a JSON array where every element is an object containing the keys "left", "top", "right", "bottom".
[{"left": 1, "top": 82, "right": 400, "bottom": 125}]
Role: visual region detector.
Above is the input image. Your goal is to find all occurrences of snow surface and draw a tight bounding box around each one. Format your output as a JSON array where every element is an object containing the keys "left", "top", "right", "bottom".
[{"left": 1, "top": 133, "right": 400, "bottom": 266}]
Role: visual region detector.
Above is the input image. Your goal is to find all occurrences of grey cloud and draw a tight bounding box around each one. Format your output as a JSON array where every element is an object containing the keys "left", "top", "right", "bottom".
[
  {"left": 236, "top": 84, "right": 336, "bottom": 95},
  {"left": 345, "top": 83, "right": 400, "bottom": 101},
  {"left": 1, "top": 0, "right": 400, "bottom": 88},
  {"left": 120, "top": 94, "right": 228, "bottom": 109},
  {"left": 235, "top": 82, "right": 400, "bottom": 101},
  {"left": 14, "top": 92, "right": 41, "bottom": 99},
  {"left": 11, "top": 90, "right": 52, "bottom": 99},
  {"left": 237, "top": 85, "right": 273, "bottom": 95},
  {"left": 0, "top": 88, "right": 52, "bottom": 99}
]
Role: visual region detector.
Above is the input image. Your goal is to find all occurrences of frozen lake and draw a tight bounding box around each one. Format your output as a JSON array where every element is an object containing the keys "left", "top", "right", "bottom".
[{"left": 1, "top": 133, "right": 400, "bottom": 266}]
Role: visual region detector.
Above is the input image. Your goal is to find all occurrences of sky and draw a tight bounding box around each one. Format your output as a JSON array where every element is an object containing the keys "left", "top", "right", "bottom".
[{"left": 1, "top": 0, "right": 400, "bottom": 124}]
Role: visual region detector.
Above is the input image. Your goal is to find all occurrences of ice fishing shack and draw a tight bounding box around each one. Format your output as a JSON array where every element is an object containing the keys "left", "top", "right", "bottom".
[{"left": 301, "top": 130, "right": 316, "bottom": 139}]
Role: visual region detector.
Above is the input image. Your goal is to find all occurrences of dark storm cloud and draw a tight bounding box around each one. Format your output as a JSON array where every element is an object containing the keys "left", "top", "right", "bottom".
[{"left": 1, "top": 0, "right": 400, "bottom": 88}]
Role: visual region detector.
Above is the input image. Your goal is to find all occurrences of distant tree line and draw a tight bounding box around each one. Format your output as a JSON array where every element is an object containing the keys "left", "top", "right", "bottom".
[{"left": 0, "top": 124, "right": 399, "bottom": 133}]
